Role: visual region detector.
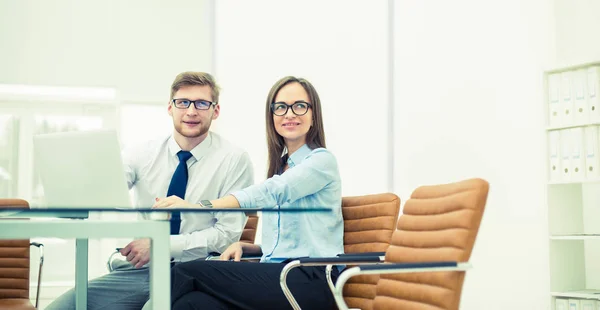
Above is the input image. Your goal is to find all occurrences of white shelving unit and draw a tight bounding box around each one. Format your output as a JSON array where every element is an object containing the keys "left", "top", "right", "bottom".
[{"left": 546, "top": 61, "right": 600, "bottom": 310}]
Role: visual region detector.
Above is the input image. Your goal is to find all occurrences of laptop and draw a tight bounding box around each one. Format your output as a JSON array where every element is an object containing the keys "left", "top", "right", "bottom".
[{"left": 32, "top": 130, "right": 132, "bottom": 214}]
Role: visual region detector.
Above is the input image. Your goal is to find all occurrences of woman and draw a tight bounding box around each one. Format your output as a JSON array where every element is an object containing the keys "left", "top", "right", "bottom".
[{"left": 154, "top": 76, "right": 343, "bottom": 309}]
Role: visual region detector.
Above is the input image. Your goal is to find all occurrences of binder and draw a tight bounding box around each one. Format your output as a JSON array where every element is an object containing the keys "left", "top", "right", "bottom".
[
  {"left": 569, "top": 299, "right": 581, "bottom": 310},
  {"left": 560, "top": 129, "right": 572, "bottom": 181},
  {"left": 571, "top": 127, "right": 586, "bottom": 181},
  {"left": 549, "top": 130, "right": 561, "bottom": 182},
  {"left": 548, "top": 73, "right": 561, "bottom": 127},
  {"left": 556, "top": 298, "right": 568, "bottom": 310},
  {"left": 588, "top": 66, "right": 600, "bottom": 122},
  {"left": 584, "top": 126, "right": 600, "bottom": 179},
  {"left": 574, "top": 69, "right": 589, "bottom": 124},
  {"left": 561, "top": 71, "right": 575, "bottom": 126},
  {"left": 581, "top": 299, "right": 594, "bottom": 310}
]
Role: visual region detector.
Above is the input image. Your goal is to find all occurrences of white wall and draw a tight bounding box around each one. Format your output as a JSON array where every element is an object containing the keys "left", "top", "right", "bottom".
[
  {"left": 0, "top": 0, "right": 213, "bottom": 104},
  {"left": 213, "top": 0, "right": 391, "bottom": 196},
  {"left": 393, "top": 1, "right": 555, "bottom": 309},
  {"left": 553, "top": 0, "right": 600, "bottom": 67},
  {"left": 214, "top": 2, "right": 559, "bottom": 309}
]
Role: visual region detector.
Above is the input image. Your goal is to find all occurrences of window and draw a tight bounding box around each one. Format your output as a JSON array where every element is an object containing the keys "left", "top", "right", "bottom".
[{"left": 0, "top": 115, "right": 18, "bottom": 198}]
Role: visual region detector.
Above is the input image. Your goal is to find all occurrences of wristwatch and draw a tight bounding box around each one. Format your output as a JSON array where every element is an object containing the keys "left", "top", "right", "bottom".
[{"left": 200, "top": 200, "right": 213, "bottom": 208}]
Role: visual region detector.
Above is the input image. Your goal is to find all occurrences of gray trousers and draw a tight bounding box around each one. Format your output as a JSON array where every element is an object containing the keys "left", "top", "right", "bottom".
[{"left": 46, "top": 260, "right": 150, "bottom": 310}]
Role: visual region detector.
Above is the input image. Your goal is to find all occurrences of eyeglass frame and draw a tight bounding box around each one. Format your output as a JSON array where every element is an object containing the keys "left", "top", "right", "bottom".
[
  {"left": 270, "top": 101, "right": 312, "bottom": 116},
  {"left": 171, "top": 98, "right": 217, "bottom": 110}
]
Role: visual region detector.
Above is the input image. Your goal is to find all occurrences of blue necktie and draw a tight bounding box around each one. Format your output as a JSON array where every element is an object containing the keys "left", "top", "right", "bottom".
[{"left": 167, "top": 151, "right": 193, "bottom": 235}]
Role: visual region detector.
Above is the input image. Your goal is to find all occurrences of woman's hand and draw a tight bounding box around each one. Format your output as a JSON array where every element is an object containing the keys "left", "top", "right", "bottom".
[
  {"left": 220, "top": 242, "right": 243, "bottom": 261},
  {"left": 152, "top": 196, "right": 196, "bottom": 209}
]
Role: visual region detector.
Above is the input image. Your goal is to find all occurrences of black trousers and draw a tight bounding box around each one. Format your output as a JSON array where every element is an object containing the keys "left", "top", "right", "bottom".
[{"left": 170, "top": 260, "right": 340, "bottom": 310}]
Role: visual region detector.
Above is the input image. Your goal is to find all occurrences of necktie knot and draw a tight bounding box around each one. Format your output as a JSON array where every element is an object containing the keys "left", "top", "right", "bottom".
[{"left": 177, "top": 151, "right": 193, "bottom": 163}]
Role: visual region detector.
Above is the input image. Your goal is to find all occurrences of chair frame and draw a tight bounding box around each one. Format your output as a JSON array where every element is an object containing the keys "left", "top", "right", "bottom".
[
  {"left": 30, "top": 242, "right": 44, "bottom": 309},
  {"left": 332, "top": 262, "right": 472, "bottom": 310},
  {"left": 279, "top": 255, "right": 385, "bottom": 310}
]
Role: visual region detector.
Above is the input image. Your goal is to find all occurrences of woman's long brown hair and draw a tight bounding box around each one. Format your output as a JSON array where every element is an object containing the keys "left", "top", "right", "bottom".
[{"left": 265, "top": 76, "right": 326, "bottom": 178}]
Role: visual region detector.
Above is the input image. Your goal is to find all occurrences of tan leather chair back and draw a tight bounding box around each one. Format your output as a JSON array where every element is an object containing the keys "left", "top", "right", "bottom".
[
  {"left": 0, "top": 199, "right": 32, "bottom": 304},
  {"left": 373, "top": 178, "right": 488, "bottom": 310},
  {"left": 341, "top": 193, "right": 401, "bottom": 310},
  {"left": 240, "top": 215, "right": 259, "bottom": 244}
]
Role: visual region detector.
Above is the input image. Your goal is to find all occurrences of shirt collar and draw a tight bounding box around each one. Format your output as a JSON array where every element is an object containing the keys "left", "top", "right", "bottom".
[
  {"left": 168, "top": 132, "right": 213, "bottom": 161},
  {"left": 285, "top": 144, "right": 312, "bottom": 168}
]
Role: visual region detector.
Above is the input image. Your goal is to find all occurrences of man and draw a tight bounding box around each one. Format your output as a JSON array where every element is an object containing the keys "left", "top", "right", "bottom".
[{"left": 47, "top": 71, "right": 254, "bottom": 310}]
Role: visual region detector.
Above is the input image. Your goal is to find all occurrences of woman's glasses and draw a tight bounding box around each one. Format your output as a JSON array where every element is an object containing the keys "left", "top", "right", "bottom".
[{"left": 270, "top": 101, "right": 311, "bottom": 116}]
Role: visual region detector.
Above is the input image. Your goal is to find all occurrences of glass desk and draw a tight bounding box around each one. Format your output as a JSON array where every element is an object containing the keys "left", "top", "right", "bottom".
[{"left": 0, "top": 207, "right": 330, "bottom": 310}]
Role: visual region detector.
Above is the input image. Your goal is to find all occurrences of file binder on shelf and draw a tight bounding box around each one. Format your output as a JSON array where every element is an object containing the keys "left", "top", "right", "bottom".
[
  {"left": 588, "top": 66, "right": 600, "bottom": 122},
  {"left": 584, "top": 126, "right": 600, "bottom": 179},
  {"left": 571, "top": 127, "right": 585, "bottom": 181},
  {"left": 560, "top": 129, "right": 572, "bottom": 182},
  {"left": 574, "top": 69, "right": 589, "bottom": 125},
  {"left": 562, "top": 71, "right": 575, "bottom": 126},
  {"left": 549, "top": 73, "right": 562, "bottom": 127},
  {"left": 549, "top": 130, "right": 561, "bottom": 182}
]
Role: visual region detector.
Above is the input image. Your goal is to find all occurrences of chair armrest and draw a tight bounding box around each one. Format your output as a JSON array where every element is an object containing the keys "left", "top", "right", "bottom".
[
  {"left": 30, "top": 242, "right": 45, "bottom": 309},
  {"left": 337, "top": 251, "right": 386, "bottom": 258},
  {"left": 333, "top": 261, "right": 472, "bottom": 310},
  {"left": 354, "top": 261, "right": 467, "bottom": 273},
  {"left": 296, "top": 256, "right": 384, "bottom": 265},
  {"left": 205, "top": 251, "right": 263, "bottom": 261}
]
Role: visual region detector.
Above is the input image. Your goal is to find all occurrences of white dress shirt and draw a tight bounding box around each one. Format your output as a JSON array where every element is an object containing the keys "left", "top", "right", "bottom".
[{"left": 122, "top": 131, "right": 254, "bottom": 262}]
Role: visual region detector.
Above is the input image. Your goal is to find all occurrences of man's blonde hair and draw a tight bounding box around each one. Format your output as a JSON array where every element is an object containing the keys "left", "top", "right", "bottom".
[{"left": 170, "top": 72, "right": 220, "bottom": 103}]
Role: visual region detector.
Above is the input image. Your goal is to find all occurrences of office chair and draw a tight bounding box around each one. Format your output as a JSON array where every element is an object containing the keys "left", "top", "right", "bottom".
[
  {"left": 332, "top": 178, "right": 489, "bottom": 310},
  {"left": 0, "top": 199, "right": 45, "bottom": 310},
  {"left": 281, "top": 193, "right": 401, "bottom": 310},
  {"left": 239, "top": 214, "right": 259, "bottom": 244}
]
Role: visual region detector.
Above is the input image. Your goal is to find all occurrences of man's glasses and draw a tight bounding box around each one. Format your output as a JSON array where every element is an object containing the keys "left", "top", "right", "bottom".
[
  {"left": 270, "top": 101, "right": 312, "bottom": 116},
  {"left": 172, "top": 99, "right": 216, "bottom": 110}
]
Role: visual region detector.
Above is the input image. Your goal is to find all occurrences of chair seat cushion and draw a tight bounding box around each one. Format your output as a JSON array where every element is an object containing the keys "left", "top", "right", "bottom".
[{"left": 0, "top": 298, "right": 36, "bottom": 310}]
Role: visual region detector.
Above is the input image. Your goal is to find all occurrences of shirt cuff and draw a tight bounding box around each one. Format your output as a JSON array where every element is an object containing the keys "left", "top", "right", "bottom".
[
  {"left": 231, "top": 190, "right": 252, "bottom": 209},
  {"left": 170, "top": 234, "right": 185, "bottom": 261}
]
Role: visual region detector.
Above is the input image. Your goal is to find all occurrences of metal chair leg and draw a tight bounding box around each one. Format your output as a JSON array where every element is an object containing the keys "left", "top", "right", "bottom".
[{"left": 30, "top": 242, "right": 44, "bottom": 309}]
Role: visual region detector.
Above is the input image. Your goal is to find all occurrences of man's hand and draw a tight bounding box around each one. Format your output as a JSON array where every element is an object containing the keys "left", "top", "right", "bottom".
[
  {"left": 152, "top": 195, "right": 195, "bottom": 209},
  {"left": 120, "top": 238, "right": 151, "bottom": 268},
  {"left": 220, "top": 242, "right": 243, "bottom": 261}
]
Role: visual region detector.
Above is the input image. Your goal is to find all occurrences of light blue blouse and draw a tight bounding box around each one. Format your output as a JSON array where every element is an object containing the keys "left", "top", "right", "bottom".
[{"left": 232, "top": 144, "right": 344, "bottom": 262}]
